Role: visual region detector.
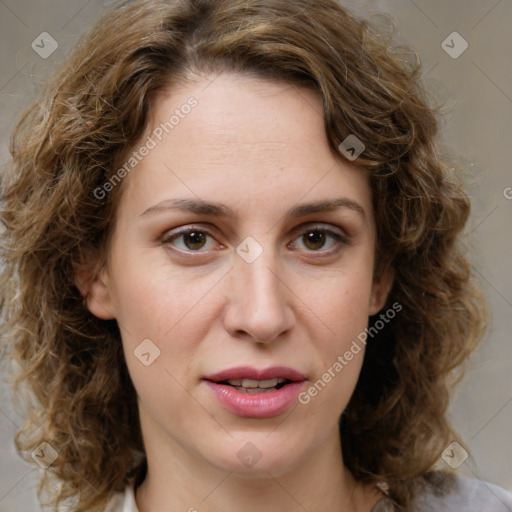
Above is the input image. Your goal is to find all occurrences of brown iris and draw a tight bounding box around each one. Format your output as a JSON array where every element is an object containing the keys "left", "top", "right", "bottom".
[
  {"left": 303, "top": 230, "right": 327, "bottom": 251},
  {"left": 183, "top": 231, "right": 207, "bottom": 250}
]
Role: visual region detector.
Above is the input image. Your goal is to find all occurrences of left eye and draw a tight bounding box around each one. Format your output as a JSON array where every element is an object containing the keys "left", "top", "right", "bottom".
[{"left": 290, "top": 227, "right": 347, "bottom": 252}]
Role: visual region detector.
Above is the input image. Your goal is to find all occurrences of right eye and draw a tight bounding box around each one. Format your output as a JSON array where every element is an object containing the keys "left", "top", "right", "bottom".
[{"left": 161, "top": 226, "right": 220, "bottom": 253}]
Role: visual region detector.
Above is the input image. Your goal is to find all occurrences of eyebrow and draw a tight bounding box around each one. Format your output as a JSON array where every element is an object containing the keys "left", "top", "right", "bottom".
[{"left": 140, "top": 197, "right": 366, "bottom": 220}]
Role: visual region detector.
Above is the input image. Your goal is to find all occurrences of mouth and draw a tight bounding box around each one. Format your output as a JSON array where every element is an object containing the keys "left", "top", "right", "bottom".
[{"left": 202, "top": 366, "right": 307, "bottom": 418}]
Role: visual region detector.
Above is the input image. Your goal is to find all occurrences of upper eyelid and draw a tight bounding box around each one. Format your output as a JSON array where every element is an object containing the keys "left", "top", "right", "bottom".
[{"left": 163, "top": 221, "right": 346, "bottom": 236}]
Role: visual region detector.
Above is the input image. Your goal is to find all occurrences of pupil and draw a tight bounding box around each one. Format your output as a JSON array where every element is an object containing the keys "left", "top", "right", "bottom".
[
  {"left": 305, "top": 231, "right": 325, "bottom": 250},
  {"left": 185, "top": 231, "right": 205, "bottom": 250}
]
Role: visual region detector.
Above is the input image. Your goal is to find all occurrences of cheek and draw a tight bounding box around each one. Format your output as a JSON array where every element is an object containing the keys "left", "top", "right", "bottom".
[
  {"left": 111, "top": 257, "right": 207, "bottom": 419},
  {"left": 294, "top": 260, "right": 374, "bottom": 405},
  {"left": 109, "top": 251, "right": 221, "bottom": 374},
  {"left": 298, "top": 264, "right": 374, "bottom": 342},
  {"left": 110, "top": 248, "right": 199, "bottom": 334},
  {"left": 296, "top": 271, "right": 371, "bottom": 415}
]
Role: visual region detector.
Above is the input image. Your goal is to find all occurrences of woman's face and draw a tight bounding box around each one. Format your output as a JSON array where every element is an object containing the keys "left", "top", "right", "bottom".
[{"left": 82, "top": 72, "right": 392, "bottom": 477}]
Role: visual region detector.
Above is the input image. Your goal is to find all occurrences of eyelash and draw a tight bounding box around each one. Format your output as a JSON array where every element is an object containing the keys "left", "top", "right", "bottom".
[{"left": 160, "top": 224, "right": 349, "bottom": 256}]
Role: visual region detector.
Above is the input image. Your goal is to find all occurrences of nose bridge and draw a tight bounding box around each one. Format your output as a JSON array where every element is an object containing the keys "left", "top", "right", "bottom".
[
  {"left": 241, "top": 255, "right": 281, "bottom": 306},
  {"left": 224, "top": 243, "right": 294, "bottom": 342}
]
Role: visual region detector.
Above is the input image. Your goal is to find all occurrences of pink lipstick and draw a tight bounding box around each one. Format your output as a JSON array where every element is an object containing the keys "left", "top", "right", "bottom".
[{"left": 203, "top": 365, "right": 307, "bottom": 418}]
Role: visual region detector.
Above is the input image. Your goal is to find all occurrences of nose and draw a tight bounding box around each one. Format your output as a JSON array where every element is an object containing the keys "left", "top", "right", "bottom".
[{"left": 222, "top": 250, "right": 295, "bottom": 344}]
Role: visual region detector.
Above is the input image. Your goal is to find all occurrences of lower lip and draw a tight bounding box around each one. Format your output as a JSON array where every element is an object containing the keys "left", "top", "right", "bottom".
[{"left": 203, "top": 380, "right": 306, "bottom": 418}]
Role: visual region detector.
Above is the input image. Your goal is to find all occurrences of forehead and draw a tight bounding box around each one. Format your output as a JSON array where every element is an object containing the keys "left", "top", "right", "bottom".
[
  {"left": 149, "top": 72, "right": 326, "bottom": 153},
  {"left": 115, "top": 71, "right": 373, "bottom": 225}
]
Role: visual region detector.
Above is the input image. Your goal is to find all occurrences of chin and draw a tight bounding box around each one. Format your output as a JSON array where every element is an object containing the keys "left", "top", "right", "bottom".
[{"left": 205, "top": 436, "right": 302, "bottom": 478}]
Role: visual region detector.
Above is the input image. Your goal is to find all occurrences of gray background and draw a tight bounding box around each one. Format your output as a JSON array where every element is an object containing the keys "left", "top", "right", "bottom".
[{"left": 0, "top": 0, "right": 511, "bottom": 510}]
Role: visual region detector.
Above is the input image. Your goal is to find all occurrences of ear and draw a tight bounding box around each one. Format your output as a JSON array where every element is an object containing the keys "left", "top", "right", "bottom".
[
  {"left": 74, "top": 250, "right": 116, "bottom": 320},
  {"left": 369, "top": 266, "right": 394, "bottom": 316}
]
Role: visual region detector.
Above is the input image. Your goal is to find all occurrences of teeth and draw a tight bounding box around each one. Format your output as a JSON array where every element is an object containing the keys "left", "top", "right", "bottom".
[
  {"left": 242, "top": 378, "right": 260, "bottom": 388},
  {"left": 225, "top": 379, "right": 243, "bottom": 386},
  {"left": 255, "top": 378, "right": 286, "bottom": 389},
  {"left": 225, "top": 377, "right": 287, "bottom": 389},
  {"left": 234, "top": 386, "right": 276, "bottom": 394}
]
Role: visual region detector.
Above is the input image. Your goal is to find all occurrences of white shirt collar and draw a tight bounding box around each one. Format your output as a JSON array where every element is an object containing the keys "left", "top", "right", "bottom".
[{"left": 123, "top": 480, "right": 139, "bottom": 512}]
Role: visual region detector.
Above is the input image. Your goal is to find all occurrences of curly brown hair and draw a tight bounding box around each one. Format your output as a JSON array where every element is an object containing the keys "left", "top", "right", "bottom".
[{"left": 0, "top": 0, "right": 487, "bottom": 510}]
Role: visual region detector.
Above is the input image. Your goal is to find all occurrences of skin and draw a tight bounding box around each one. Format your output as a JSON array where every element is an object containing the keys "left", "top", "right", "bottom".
[{"left": 78, "top": 71, "right": 394, "bottom": 512}]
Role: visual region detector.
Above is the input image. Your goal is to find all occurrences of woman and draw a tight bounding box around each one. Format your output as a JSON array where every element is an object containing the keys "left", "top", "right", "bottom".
[{"left": 1, "top": 0, "right": 510, "bottom": 511}]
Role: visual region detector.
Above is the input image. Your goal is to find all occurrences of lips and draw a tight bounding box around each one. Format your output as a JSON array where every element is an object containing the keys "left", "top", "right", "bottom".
[
  {"left": 202, "top": 366, "right": 307, "bottom": 418},
  {"left": 203, "top": 365, "right": 307, "bottom": 383}
]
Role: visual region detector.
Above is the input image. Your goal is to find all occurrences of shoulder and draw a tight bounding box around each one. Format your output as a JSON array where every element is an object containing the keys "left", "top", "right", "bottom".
[
  {"left": 105, "top": 478, "right": 139, "bottom": 512},
  {"left": 412, "top": 476, "right": 512, "bottom": 512}
]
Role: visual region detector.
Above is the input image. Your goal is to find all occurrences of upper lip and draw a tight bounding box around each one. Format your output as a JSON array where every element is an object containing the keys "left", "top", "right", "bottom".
[{"left": 203, "top": 365, "right": 307, "bottom": 382}]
